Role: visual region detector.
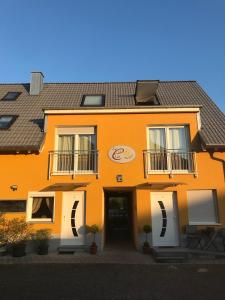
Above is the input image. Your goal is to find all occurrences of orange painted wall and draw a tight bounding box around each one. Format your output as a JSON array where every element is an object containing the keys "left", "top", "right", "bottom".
[{"left": 0, "top": 111, "right": 224, "bottom": 247}]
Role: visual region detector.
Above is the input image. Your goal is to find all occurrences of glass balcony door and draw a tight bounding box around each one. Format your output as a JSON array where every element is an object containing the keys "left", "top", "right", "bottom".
[
  {"left": 148, "top": 126, "right": 190, "bottom": 172},
  {"left": 57, "top": 134, "right": 96, "bottom": 173}
]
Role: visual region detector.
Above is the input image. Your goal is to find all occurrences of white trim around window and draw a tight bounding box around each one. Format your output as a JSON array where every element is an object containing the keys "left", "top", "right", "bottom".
[
  {"left": 27, "top": 192, "right": 56, "bottom": 223},
  {"left": 146, "top": 125, "right": 192, "bottom": 174},
  {"left": 53, "top": 126, "right": 97, "bottom": 175}
]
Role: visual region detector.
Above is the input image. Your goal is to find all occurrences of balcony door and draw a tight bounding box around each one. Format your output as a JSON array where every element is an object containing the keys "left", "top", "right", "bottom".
[
  {"left": 56, "top": 130, "right": 96, "bottom": 173},
  {"left": 148, "top": 126, "right": 190, "bottom": 172}
]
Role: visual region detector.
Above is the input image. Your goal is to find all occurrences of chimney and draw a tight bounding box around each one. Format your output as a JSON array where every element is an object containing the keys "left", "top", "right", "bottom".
[{"left": 30, "top": 71, "right": 44, "bottom": 95}]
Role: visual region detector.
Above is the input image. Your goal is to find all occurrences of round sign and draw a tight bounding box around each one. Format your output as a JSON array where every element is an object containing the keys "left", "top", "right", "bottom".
[{"left": 108, "top": 145, "right": 136, "bottom": 163}]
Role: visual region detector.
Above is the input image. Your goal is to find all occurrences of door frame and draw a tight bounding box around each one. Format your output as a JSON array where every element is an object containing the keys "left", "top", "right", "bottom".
[
  {"left": 60, "top": 191, "right": 86, "bottom": 246},
  {"left": 151, "top": 191, "right": 180, "bottom": 247},
  {"left": 104, "top": 190, "right": 134, "bottom": 246}
]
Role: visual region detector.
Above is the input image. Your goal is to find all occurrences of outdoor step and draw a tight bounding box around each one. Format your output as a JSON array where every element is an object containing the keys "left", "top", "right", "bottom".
[
  {"left": 189, "top": 249, "right": 225, "bottom": 258},
  {"left": 155, "top": 256, "right": 187, "bottom": 263},
  {"left": 152, "top": 247, "right": 189, "bottom": 263},
  {"left": 58, "top": 245, "right": 87, "bottom": 254}
]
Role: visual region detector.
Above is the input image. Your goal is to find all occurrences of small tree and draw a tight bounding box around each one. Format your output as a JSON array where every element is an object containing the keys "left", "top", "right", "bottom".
[{"left": 86, "top": 224, "right": 99, "bottom": 244}]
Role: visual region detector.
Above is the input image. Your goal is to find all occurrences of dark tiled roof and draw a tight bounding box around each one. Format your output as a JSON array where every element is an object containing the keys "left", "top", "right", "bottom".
[{"left": 0, "top": 81, "right": 224, "bottom": 151}]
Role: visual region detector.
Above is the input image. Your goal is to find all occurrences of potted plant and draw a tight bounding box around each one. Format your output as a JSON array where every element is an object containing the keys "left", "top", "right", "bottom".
[
  {"left": 0, "top": 214, "right": 7, "bottom": 256},
  {"left": 142, "top": 224, "right": 152, "bottom": 254},
  {"left": 87, "top": 224, "right": 99, "bottom": 254},
  {"left": 5, "top": 218, "right": 32, "bottom": 257},
  {"left": 34, "top": 229, "right": 52, "bottom": 255}
]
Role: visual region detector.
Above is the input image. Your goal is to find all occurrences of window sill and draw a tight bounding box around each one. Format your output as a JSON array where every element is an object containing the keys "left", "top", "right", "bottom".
[
  {"left": 27, "top": 220, "right": 54, "bottom": 224},
  {"left": 51, "top": 172, "right": 97, "bottom": 176},
  {"left": 148, "top": 171, "right": 194, "bottom": 175},
  {"left": 189, "top": 222, "right": 221, "bottom": 226}
]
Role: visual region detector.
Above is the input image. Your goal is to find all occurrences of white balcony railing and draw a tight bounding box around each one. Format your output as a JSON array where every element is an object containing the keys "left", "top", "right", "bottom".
[
  {"left": 143, "top": 150, "right": 197, "bottom": 177},
  {"left": 48, "top": 150, "right": 99, "bottom": 179}
]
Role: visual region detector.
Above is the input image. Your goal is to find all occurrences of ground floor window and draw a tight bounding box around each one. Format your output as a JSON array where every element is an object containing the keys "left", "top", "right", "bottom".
[
  {"left": 0, "top": 200, "right": 26, "bottom": 213},
  {"left": 27, "top": 192, "right": 55, "bottom": 222},
  {"left": 187, "top": 190, "right": 218, "bottom": 225}
]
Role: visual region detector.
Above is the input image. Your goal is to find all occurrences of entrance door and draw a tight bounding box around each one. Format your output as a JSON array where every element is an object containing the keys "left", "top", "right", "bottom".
[
  {"left": 105, "top": 191, "right": 133, "bottom": 245},
  {"left": 151, "top": 192, "right": 179, "bottom": 247},
  {"left": 61, "top": 191, "right": 85, "bottom": 246}
]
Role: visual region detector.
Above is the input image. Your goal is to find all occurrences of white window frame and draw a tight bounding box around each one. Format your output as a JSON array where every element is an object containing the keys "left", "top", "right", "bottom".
[
  {"left": 146, "top": 125, "right": 190, "bottom": 174},
  {"left": 27, "top": 192, "right": 55, "bottom": 223},
  {"left": 53, "top": 127, "right": 97, "bottom": 175},
  {"left": 187, "top": 189, "right": 220, "bottom": 226}
]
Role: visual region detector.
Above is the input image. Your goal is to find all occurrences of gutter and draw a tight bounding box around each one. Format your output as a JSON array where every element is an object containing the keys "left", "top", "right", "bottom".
[
  {"left": 0, "top": 144, "right": 41, "bottom": 154},
  {"left": 43, "top": 106, "right": 201, "bottom": 115}
]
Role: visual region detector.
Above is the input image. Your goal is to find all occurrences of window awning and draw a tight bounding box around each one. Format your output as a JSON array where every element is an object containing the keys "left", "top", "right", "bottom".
[
  {"left": 41, "top": 183, "right": 89, "bottom": 192},
  {"left": 136, "top": 182, "right": 185, "bottom": 190}
]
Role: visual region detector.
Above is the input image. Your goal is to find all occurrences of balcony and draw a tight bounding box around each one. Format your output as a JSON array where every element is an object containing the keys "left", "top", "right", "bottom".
[
  {"left": 143, "top": 150, "right": 197, "bottom": 177},
  {"left": 48, "top": 150, "right": 99, "bottom": 179}
]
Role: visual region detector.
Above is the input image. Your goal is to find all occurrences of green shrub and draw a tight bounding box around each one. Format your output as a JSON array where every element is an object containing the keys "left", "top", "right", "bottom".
[
  {"left": 5, "top": 218, "right": 33, "bottom": 245},
  {"left": 86, "top": 224, "right": 99, "bottom": 243}
]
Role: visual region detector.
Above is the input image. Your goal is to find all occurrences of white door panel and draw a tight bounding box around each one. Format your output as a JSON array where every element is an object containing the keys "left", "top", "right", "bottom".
[
  {"left": 61, "top": 191, "right": 85, "bottom": 246},
  {"left": 151, "top": 192, "right": 179, "bottom": 246}
]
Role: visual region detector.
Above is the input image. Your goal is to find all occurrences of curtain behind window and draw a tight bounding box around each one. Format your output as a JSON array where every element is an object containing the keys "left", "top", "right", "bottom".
[
  {"left": 169, "top": 128, "right": 188, "bottom": 170},
  {"left": 149, "top": 128, "right": 167, "bottom": 170},
  {"left": 78, "top": 135, "right": 96, "bottom": 171},
  {"left": 58, "top": 135, "right": 74, "bottom": 171},
  {"left": 169, "top": 128, "right": 187, "bottom": 151},
  {"left": 149, "top": 128, "right": 166, "bottom": 151}
]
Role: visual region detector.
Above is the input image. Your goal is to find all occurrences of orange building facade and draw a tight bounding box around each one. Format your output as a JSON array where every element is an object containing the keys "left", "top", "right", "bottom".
[{"left": 0, "top": 102, "right": 224, "bottom": 251}]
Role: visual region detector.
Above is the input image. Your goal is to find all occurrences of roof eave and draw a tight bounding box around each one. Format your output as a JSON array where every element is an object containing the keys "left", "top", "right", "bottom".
[{"left": 0, "top": 145, "right": 40, "bottom": 154}]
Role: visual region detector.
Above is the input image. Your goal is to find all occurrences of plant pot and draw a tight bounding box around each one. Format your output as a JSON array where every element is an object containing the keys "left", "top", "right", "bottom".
[
  {"left": 143, "top": 244, "right": 150, "bottom": 254},
  {"left": 12, "top": 243, "right": 26, "bottom": 257},
  {"left": 38, "top": 244, "right": 49, "bottom": 255},
  {"left": 90, "top": 242, "right": 97, "bottom": 254},
  {"left": 0, "top": 245, "right": 8, "bottom": 256}
]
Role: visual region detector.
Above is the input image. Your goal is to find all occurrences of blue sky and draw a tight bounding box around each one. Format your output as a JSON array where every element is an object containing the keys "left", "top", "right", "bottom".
[{"left": 0, "top": 0, "right": 224, "bottom": 112}]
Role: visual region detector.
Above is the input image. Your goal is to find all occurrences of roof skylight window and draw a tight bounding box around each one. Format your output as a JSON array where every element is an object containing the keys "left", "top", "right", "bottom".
[
  {"left": 81, "top": 95, "right": 105, "bottom": 107},
  {"left": 0, "top": 116, "right": 17, "bottom": 129},
  {"left": 2, "top": 92, "right": 21, "bottom": 101}
]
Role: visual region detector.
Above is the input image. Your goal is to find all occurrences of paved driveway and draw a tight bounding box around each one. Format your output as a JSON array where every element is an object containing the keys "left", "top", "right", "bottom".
[{"left": 0, "top": 264, "right": 225, "bottom": 300}]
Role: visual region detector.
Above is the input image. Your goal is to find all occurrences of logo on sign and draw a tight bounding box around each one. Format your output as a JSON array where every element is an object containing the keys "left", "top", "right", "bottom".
[{"left": 108, "top": 145, "right": 136, "bottom": 163}]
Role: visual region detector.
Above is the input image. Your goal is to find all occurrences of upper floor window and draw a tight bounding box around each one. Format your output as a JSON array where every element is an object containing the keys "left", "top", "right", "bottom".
[
  {"left": 1, "top": 92, "right": 21, "bottom": 101},
  {"left": 0, "top": 115, "right": 17, "bottom": 130},
  {"left": 147, "top": 126, "right": 195, "bottom": 173},
  {"left": 54, "top": 127, "right": 97, "bottom": 173},
  {"left": 81, "top": 95, "right": 105, "bottom": 107},
  {"left": 148, "top": 126, "right": 189, "bottom": 153}
]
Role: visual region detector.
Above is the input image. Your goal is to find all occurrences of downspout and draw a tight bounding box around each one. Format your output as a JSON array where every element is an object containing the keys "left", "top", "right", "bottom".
[{"left": 209, "top": 151, "right": 225, "bottom": 181}]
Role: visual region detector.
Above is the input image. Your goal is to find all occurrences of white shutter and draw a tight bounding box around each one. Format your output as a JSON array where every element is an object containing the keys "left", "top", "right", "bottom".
[{"left": 187, "top": 190, "right": 218, "bottom": 224}]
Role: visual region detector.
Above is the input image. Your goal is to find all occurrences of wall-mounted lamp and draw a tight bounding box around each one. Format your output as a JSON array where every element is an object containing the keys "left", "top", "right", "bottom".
[
  {"left": 116, "top": 175, "right": 123, "bottom": 182},
  {"left": 10, "top": 185, "right": 18, "bottom": 191}
]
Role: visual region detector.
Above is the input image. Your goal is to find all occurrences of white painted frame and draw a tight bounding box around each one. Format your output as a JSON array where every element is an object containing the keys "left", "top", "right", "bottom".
[
  {"left": 44, "top": 107, "right": 201, "bottom": 115},
  {"left": 53, "top": 126, "right": 97, "bottom": 175},
  {"left": 151, "top": 191, "right": 180, "bottom": 247},
  {"left": 60, "top": 191, "right": 86, "bottom": 246},
  {"left": 146, "top": 125, "right": 192, "bottom": 174},
  {"left": 27, "top": 192, "right": 56, "bottom": 223}
]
